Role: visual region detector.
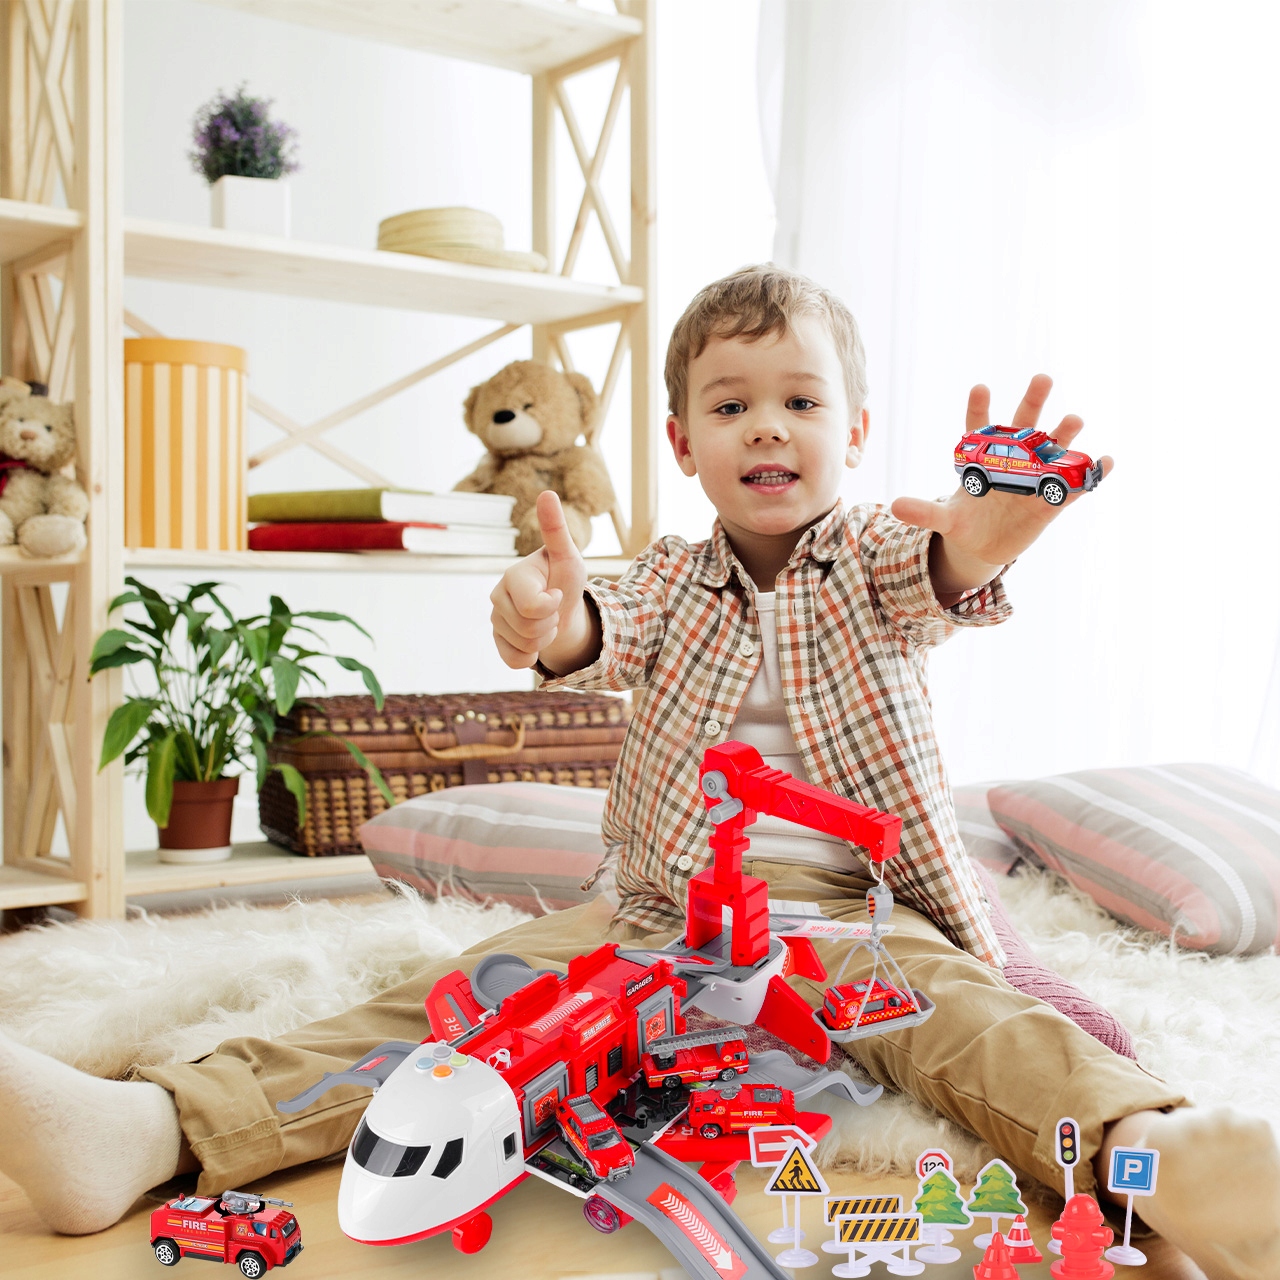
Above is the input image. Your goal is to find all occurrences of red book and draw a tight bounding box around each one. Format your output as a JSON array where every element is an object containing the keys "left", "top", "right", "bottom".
[{"left": 248, "top": 521, "right": 517, "bottom": 556}]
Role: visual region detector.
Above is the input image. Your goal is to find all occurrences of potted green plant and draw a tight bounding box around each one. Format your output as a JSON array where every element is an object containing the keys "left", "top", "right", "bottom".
[
  {"left": 190, "top": 84, "right": 299, "bottom": 237},
  {"left": 91, "top": 578, "right": 391, "bottom": 863}
]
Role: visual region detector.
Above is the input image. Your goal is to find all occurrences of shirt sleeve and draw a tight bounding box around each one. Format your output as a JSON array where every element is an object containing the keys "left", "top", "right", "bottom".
[
  {"left": 538, "top": 537, "right": 681, "bottom": 693},
  {"left": 859, "top": 506, "right": 1012, "bottom": 649}
]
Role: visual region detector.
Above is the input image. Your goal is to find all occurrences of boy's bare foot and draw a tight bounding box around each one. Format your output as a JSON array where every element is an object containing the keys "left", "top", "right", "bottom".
[
  {"left": 0, "top": 1029, "right": 182, "bottom": 1234},
  {"left": 1099, "top": 1107, "right": 1280, "bottom": 1280}
]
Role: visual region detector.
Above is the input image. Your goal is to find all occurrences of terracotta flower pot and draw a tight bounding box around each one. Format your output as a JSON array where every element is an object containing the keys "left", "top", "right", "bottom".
[{"left": 157, "top": 777, "right": 240, "bottom": 864}]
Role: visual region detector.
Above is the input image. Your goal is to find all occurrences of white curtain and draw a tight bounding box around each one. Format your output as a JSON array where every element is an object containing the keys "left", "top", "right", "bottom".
[{"left": 760, "top": 0, "right": 1280, "bottom": 785}]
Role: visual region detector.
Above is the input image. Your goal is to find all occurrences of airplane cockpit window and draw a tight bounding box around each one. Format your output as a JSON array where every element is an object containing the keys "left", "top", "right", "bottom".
[
  {"left": 350, "top": 1118, "right": 432, "bottom": 1178},
  {"left": 432, "top": 1137, "right": 465, "bottom": 1179}
]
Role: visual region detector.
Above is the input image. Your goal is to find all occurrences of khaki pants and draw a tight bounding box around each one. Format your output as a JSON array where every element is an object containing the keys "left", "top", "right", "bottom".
[{"left": 140, "top": 861, "right": 1182, "bottom": 1199}]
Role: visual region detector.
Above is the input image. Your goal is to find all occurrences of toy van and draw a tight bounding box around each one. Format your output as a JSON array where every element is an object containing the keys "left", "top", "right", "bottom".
[{"left": 686, "top": 1082, "right": 796, "bottom": 1139}]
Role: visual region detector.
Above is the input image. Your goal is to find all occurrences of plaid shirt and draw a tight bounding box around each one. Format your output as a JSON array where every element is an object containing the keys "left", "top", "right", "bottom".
[{"left": 544, "top": 501, "right": 1010, "bottom": 966}]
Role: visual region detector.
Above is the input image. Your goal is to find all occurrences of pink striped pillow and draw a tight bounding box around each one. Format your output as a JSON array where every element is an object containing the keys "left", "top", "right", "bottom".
[
  {"left": 988, "top": 764, "right": 1280, "bottom": 956},
  {"left": 952, "top": 782, "right": 1024, "bottom": 873},
  {"left": 359, "top": 783, "right": 608, "bottom": 915}
]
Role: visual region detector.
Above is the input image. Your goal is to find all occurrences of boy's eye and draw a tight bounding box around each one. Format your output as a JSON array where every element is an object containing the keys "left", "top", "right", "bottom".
[
  {"left": 787, "top": 397, "right": 817, "bottom": 411},
  {"left": 715, "top": 401, "right": 746, "bottom": 416}
]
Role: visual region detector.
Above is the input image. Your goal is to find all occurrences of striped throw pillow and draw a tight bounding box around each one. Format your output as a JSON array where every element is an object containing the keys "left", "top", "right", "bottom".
[
  {"left": 359, "top": 783, "right": 608, "bottom": 915},
  {"left": 988, "top": 764, "right": 1280, "bottom": 956},
  {"left": 952, "top": 782, "right": 1024, "bottom": 874}
]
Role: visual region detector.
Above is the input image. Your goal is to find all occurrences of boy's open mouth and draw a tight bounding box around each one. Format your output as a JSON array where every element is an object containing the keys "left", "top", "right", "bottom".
[{"left": 741, "top": 467, "right": 799, "bottom": 489}]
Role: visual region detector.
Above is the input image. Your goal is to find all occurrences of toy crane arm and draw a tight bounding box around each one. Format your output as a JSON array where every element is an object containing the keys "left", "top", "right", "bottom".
[{"left": 700, "top": 741, "right": 901, "bottom": 863}]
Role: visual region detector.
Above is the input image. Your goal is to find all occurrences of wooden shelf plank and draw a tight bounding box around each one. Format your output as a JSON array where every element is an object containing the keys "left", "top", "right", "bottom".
[
  {"left": 199, "top": 0, "right": 641, "bottom": 74},
  {"left": 123, "top": 218, "right": 641, "bottom": 324},
  {"left": 0, "top": 199, "right": 82, "bottom": 266},
  {"left": 124, "top": 547, "right": 633, "bottom": 577},
  {"left": 0, "top": 547, "right": 83, "bottom": 582},
  {"left": 124, "top": 842, "right": 374, "bottom": 896},
  {"left": 0, "top": 863, "right": 88, "bottom": 910}
]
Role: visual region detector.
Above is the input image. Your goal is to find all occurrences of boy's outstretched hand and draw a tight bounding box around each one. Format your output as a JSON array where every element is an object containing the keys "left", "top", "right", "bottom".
[
  {"left": 490, "top": 490, "right": 600, "bottom": 674},
  {"left": 890, "top": 374, "right": 1113, "bottom": 602}
]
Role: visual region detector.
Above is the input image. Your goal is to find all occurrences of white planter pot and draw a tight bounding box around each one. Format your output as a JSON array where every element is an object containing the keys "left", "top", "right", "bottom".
[{"left": 210, "top": 175, "right": 291, "bottom": 238}]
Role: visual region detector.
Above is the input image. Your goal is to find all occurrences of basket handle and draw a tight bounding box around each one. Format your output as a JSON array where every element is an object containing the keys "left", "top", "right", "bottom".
[{"left": 412, "top": 715, "right": 527, "bottom": 761}]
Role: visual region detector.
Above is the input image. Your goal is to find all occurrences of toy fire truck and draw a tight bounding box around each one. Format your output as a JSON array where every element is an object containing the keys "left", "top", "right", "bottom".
[
  {"left": 687, "top": 1082, "right": 796, "bottom": 1139},
  {"left": 954, "top": 423, "right": 1104, "bottom": 505},
  {"left": 640, "top": 1028, "right": 750, "bottom": 1091},
  {"left": 276, "top": 742, "right": 924, "bottom": 1280},
  {"left": 149, "top": 1190, "right": 302, "bottom": 1275}
]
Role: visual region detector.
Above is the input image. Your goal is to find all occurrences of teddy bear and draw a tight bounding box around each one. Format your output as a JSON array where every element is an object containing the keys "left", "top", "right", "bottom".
[
  {"left": 454, "top": 360, "right": 615, "bottom": 556},
  {"left": 0, "top": 382, "right": 89, "bottom": 557}
]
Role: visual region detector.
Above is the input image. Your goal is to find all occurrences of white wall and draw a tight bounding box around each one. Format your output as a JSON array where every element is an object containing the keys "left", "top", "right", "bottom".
[{"left": 119, "top": 0, "right": 775, "bottom": 848}]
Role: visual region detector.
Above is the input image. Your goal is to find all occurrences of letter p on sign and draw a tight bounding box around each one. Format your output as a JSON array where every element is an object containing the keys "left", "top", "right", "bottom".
[{"left": 1108, "top": 1146, "right": 1159, "bottom": 1197}]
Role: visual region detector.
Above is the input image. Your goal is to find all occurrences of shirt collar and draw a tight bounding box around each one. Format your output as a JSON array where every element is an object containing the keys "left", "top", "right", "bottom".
[{"left": 693, "top": 501, "right": 847, "bottom": 589}]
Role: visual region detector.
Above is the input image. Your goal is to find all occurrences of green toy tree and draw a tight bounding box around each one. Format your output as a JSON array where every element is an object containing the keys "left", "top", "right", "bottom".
[
  {"left": 915, "top": 1169, "right": 972, "bottom": 1225},
  {"left": 965, "top": 1159, "right": 1028, "bottom": 1244}
]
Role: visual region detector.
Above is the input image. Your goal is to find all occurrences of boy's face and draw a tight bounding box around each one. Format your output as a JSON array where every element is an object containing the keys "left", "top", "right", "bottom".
[{"left": 667, "top": 315, "right": 869, "bottom": 557}]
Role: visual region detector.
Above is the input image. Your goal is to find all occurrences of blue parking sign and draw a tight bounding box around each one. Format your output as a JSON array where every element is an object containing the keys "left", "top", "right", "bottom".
[{"left": 1108, "top": 1146, "right": 1159, "bottom": 1196}]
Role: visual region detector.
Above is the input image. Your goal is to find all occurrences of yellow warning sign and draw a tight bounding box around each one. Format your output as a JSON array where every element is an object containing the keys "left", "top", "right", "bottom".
[
  {"left": 838, "top": 1213, "right": 921, "bottom": 1244},
  {"left": 765, "top": 1143, "right": 828, "bottom": 1196},
  {"left": 825, "top": 1195, "right": 901, "bottom": 1223}
]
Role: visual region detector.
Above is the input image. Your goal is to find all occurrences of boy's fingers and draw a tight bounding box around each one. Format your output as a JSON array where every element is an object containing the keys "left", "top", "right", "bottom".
[
  {"left": 890, "top": 495, "right": 953, "bottom": 535},
  {"left": 492, "top": 609, "right": 557, "bottom": 651},
  {"left": 504, "top": 560, "right": 561, "bottom": 620},
  {"left": 1010, "top": 373, "right": 1053, "bottom": 431},
  {"left": 494, "top": 634, "right": 537, "bottom": 670},
  {"left": 1051, "top": 414, "right": 1084, "bottom": 447},
  {"left": 965, "top": 384, "right": 991, "bottom": 434}
]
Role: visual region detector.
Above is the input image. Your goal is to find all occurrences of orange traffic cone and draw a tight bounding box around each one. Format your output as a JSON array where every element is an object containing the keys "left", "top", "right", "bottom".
[
  {"left": 1006, "top": 1213, "right": 1043, "bottom": 1264},
  {"left": 974, "top": 1232, "right": 1021, "bottom": 1280}
]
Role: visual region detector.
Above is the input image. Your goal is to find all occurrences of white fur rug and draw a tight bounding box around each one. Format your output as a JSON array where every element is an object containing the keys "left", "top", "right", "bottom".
[{"left": 2, "top": 871, "right": 1277, "bottom": 1189}]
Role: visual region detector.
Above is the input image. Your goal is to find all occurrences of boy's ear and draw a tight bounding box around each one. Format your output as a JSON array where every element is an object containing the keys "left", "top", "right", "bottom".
[
  {"left": 666, "top": 415, "right": 698, "bottom": 477},
  {"left": 846, "top": 407, "right": 871, "bottom": 469}
]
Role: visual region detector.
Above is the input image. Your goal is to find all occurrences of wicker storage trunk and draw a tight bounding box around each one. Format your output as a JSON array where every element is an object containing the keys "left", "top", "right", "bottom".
[{"left": 259, "top": 691, "right": 629, "bottom": 856}]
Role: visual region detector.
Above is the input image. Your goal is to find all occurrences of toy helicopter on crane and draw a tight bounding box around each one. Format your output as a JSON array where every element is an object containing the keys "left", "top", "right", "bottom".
[{"left": 278, "top": 742, "right": 935, "bottom": 1280}]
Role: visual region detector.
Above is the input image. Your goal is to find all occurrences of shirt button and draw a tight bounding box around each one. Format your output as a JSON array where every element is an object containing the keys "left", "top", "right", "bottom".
[
  {"left": 676, "top": 854, "right": 694, "bottom": 871},
  {"left": 703, "top": 719, "right": 722, "bottom": 737},
  {"left": 738, "top": 638, "right": 756, "bottom": 658}
]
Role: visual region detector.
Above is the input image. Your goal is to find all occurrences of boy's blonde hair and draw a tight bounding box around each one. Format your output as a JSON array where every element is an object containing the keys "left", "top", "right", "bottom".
[{"left": 664, "top": 264, "right": 868, "bottom": 421}]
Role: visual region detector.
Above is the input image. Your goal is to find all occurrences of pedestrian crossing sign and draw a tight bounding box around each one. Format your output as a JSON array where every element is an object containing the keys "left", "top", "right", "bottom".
[{"left": 765, "top": 1142, "right": 828, "bottom": 1196}]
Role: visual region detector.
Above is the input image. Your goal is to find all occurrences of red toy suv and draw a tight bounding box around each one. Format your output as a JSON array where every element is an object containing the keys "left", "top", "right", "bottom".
[
  {"left": 555, "top": 1094, "right": 635, "bottom": 1183},
  {"left": 641, "top": 1038, "right": 749, "bottom": 1092},
  {"left": 687, "top": 1082, "right": 796, "bottom": 1139},
  {"left": 954, "top": 424, "right": 1103, "bottom": 506},
  {"left": 150, "top": 1191, "right": 302, "bottom": 1275},
  {"left": 820, "top": 978, "right": 920, "bottom": 1033}
]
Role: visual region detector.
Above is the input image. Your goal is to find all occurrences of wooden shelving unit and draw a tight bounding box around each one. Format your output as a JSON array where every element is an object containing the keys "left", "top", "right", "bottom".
[{"left": 0, "top": 0, "right": 657, "bottom": 914}]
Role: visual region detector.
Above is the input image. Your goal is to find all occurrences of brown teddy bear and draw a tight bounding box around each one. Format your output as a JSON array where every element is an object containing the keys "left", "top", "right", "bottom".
[
  {"left": 0, "top": 382, "right": 89, "bottom": 557},
  {"left": 454, "top": 360, "right": 615, "bottom": 555}
]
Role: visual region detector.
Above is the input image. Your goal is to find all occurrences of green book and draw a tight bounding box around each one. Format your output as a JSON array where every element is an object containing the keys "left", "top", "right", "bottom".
[{"left": 247, "top": 488, "right": 517, "bottom": 526}]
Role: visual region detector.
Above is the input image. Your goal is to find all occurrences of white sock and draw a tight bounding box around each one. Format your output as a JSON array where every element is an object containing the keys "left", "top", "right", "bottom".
[
  {"left": 1120, "top": 1107, "right": 1280, "bottom": 1280},
  {"left": 0, "top": 1029, "right": 182, "bottom": 1234}
]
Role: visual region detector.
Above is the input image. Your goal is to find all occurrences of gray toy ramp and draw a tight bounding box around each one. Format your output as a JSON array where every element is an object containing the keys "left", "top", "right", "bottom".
[
  {"left": 601, "top": 1143, "right": 791, "bottom": 1280},
  {"left": 469, "top": 952, "right": 562, "bottom": 1010},
  {"left": 741, "top": 1049, "right": 883, "bottom": 1107}
]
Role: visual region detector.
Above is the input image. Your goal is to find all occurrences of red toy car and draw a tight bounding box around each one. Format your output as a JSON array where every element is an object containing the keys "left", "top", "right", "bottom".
[
  {"left": 687, "top": 1082, "right": 796, "bottom": 1139},
  {"left": 820, "top": 978, "right": 920, "bottom": 1032},
  {"left": 150, "top": 1191, "right": 302, "bottom": 1275},
  {"left": 641, "top": 1037, "right": 749, "bottom": 1092},
  {"left": 955, "top": 424, "right": 1103, "bottom": 506},
  {"left": 555, "top": 1094, "right": 635, "bottom": 1183}
]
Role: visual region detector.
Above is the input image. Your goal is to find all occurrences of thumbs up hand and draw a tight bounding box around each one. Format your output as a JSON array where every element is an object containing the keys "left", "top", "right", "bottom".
[{"left": 490, "top": 491, "right": 597, "bottom": 673}]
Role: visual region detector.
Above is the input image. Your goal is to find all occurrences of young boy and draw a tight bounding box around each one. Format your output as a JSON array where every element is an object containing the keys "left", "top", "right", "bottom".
[{"left": 1, "top": 267, "right": 1277, "bottom": 1280}]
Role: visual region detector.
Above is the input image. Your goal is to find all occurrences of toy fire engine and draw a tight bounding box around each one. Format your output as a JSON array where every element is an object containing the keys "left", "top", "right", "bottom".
[
  {"left": 687, "top": 1082, "right": 796, "bottom": 1139},
  {"left": 277, "top": 742, "right": 926, "bottom": 1280},
  {"left": 149, "top": 1191, "right": 301, "bottom": 1275}
]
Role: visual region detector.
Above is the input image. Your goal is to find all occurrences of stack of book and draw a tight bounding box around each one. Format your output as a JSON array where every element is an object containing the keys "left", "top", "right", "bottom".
[{"left": 247, "top": 488, "right": 518, "bottom": 556}]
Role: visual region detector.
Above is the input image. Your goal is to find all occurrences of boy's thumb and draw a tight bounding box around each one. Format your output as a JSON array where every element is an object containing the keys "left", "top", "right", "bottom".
[{"left": 536, "top": 490, "right": 580, "bottom": 565}]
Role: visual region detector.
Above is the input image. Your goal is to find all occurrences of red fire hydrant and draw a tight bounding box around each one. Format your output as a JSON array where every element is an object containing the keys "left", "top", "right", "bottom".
[{"left": 1050, "top": 1194, "right": 1115, "bottom": 1280}]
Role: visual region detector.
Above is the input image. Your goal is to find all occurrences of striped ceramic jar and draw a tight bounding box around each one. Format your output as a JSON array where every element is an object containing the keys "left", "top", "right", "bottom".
[{"left": 124, "top": 338, "right": 247, "bottom": 550}]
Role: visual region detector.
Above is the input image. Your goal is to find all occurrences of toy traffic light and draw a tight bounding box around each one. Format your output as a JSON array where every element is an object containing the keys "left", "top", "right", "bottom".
[{"left": 1055, "top": 1118, "right": 1080, "bottom": 1199}]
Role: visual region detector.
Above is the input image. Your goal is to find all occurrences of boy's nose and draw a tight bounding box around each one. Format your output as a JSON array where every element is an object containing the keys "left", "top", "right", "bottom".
[{"left": 745, "top": 420, "right": 789, "bottom": 444}]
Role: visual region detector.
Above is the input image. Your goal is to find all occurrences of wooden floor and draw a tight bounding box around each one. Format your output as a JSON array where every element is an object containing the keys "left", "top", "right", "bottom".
[{"left": 2, "top": 1160, "right": 1203, "bottom": 1280}]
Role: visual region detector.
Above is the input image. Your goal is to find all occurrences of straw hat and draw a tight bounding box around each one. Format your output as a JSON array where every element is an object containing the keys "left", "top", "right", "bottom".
[{"left": 377, "top": 206, "right": 547, "bottom": 272}]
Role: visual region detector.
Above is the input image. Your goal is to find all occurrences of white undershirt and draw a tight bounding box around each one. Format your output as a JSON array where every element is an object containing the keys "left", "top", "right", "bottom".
[{"left": 727, "top": 593, "right": 859, "bottom": 871}]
